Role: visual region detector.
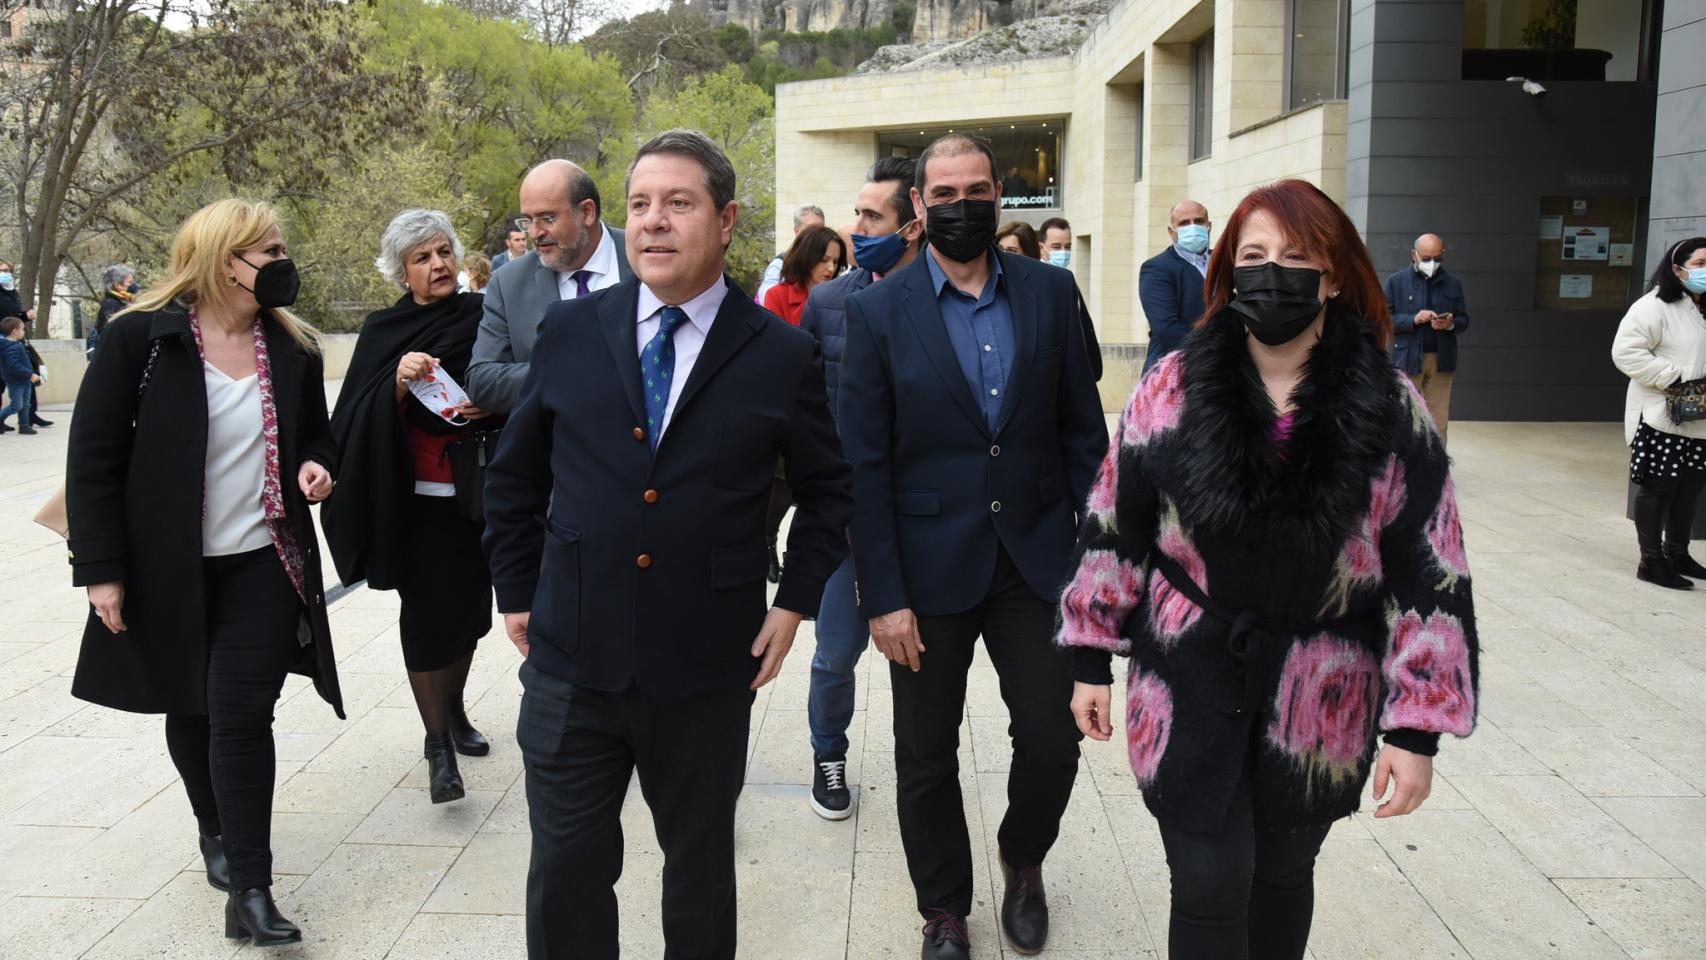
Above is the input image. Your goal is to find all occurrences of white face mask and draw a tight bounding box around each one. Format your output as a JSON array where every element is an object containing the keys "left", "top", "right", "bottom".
[{"left": 1415, "top": 258, "right": 1439, "bottom": 279}]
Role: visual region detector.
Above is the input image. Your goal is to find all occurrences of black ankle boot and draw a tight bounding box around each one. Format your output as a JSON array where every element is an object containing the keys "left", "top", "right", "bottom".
[
  {"left": 28, "top": 415, "right": 51, "bottom": 427},
  {"left": 1639, "top": 555, "right": 1693, "bottom": 590},
  {"left": 199, "top": 831, "right": 231, "bottom": 892},
  {"left": 425, "top": 732, "right": 465, "bottom": 803},
  {"left": 225, "top": 886, "right": 301, "bottom": 945},
  {"left": 1635, "top": 488, "right": 1691, "bottom": 589},
  {"left": 1667, "top": 549, "right": 1706, "bottom": 579},
  {"left": 448, "top": 710, "right": 489, "bottom": 757}
]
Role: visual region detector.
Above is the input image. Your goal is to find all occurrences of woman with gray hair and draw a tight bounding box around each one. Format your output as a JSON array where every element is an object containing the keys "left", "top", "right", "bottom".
[
  {"left": 88, "top": 263, "right": 136, "bottom": 359},
  {"left": 322, "top": 208, "right": 497, "bottom": 804}
]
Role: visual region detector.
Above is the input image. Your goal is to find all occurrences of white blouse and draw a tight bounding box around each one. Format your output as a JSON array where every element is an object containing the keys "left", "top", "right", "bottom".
[{"left": 202, "top": 361, "right": 273, "bottom": 557}]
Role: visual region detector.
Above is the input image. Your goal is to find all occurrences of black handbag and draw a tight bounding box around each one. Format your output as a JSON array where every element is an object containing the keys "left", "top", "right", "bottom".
[
  {"left": 1666, "top": 378, "right": 1706, "bottom": 425},
  {"left": 445, "top": 426, "right": 499, "bottom": 522}
]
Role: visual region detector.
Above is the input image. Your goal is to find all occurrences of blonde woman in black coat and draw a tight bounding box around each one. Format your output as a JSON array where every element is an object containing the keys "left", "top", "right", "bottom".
[{"left": 67, "top": 199, "right": 342, "bottom": 947}]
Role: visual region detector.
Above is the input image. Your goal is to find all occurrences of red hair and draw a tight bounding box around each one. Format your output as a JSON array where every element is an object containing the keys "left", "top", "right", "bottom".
[{"left": 1198, "top": 179, "right": 1391, "bottom": 350}]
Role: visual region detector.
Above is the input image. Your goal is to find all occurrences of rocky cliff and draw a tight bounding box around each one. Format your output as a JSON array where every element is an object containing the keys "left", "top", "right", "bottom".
[
  {"left": 695, "top": 0, "right": 1057, "bottom": 43},
  {"left": 857, "top": 0, "right": 1116, "bottom": 73}
]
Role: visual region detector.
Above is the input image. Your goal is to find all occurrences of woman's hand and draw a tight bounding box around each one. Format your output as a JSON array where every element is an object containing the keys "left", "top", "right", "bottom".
[
  {"left": 1071, "top": 682, "right": 1114, "bottom": 741},
  {"left": 456, "top": 403, "right": 494, "bottom": 421},
  {"left": 1371, "top": 744, "right": 1434, "bottom": 818},
  {"left": 298, "top": 461, "right": 333, "bottom": 502},
  {"left": 88, "top": 582, "right": 127, "bottom": 633},
  {"left": 396, "top": 352, "right": 439, "bottom": 385}
]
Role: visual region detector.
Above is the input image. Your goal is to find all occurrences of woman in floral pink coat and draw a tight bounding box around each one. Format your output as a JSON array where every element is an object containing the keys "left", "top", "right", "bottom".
[{"left": 1057, "top": 179, "right": 1478, "bottom": 960}]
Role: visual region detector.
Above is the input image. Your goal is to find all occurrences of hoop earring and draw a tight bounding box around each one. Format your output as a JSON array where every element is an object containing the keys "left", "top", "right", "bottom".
[{"left": 226, "top": 275, "right": 239, "bottom": 286}]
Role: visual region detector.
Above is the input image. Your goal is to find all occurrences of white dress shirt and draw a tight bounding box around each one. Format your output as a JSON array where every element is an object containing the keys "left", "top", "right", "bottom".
[
  {"left": 201, "top": 362, "right": 273, "bottom": 557},
  {"left": 556, "top": 223, "right": 624, "bottom": 301},
  {"left": 635, "top": 276, "right": 728, "bottom": 439}
]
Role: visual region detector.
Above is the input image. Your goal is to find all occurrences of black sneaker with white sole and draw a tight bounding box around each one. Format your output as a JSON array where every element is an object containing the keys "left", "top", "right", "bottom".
[{"left": 811, "top": 752, "right": 853, "bottom": 820}]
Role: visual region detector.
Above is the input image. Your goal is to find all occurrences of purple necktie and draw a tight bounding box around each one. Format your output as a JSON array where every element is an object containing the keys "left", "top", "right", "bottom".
[{"left": 572, "top": 270, "right": 592, "bottom": 299}]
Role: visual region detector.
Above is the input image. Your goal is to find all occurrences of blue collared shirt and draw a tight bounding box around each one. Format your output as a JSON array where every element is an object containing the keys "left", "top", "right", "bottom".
[
  {"left": 1175, "top": 244, "right": 1210, "bottom": 276},
  {"left": 925, "top": 247, "right": 1015, "bottom": 430}
]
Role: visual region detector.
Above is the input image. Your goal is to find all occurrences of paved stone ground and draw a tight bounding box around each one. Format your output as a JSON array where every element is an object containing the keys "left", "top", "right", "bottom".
[{"left": 0, "top": 404, "right": 1703, "bottom": 959}]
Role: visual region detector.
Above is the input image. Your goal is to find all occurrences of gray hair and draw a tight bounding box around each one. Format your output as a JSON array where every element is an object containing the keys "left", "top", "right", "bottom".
[
  {"left": 626, "top": 129, "right": 737, "bottom": 211},
  {"left": 101, "top": 263, "right": 133, "bottom": 289},
  {"left": 374, "top": 209, "right": 464, "bottom": 287},
  {"left": 793, "top": 205, "right": 825, "bottom": 229}
]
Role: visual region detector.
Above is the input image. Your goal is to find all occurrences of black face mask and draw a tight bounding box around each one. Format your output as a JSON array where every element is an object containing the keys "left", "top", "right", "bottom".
[
  {"left": 237, "top": 255, "right": 301, "bottom": 309},
  {"left": 1228, "top": 262, "right": 1323, "bottom": 346},
  {"left": 925, "top": 199, "right": 999, "bottom": 263}
]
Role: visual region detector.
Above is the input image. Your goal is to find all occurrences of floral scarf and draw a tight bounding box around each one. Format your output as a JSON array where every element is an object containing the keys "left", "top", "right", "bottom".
[{"left": 188, "top": 307, "right": 308, "bottom": 604}]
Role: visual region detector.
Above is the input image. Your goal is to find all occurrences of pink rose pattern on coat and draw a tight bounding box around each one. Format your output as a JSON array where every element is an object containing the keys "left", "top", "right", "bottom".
[
  {"left": 1381, "top": 609, "right": 1476, "bottom": 736},
  {"left": 1123, "top": 352, "right": 1185, "bottom": 449},
  {"left": 1086, "top": 443, "right": 1120, "bottom": 523},
  {"left": 1126, "top": 670, "right": 1174, "bottom": 786},
  {"left": 1147, "top": 503, "right": 1206, "bottom": 647},
  {"left": 1267, "top": 634, "right": 1381, "bottom": 785},
  {"left": 1321, "top": 455, "right": 1407, "bottom": 617},
  {"left": 1057, "top": 549, "right": 1141, "bottom": 654},
  {"left": 1426, "top": 473, "right": 1470, "bottom": 582}
]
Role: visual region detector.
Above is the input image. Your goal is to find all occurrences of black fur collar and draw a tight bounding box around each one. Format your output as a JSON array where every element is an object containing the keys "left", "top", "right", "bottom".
[{"left": 1163, "top": 307, "right": 1402, "bottom": 555}]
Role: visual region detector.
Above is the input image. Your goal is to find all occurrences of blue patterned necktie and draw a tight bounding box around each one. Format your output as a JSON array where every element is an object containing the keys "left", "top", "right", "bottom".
[{"left": 641, "top": 305, "right": 689, "bottom": 452}]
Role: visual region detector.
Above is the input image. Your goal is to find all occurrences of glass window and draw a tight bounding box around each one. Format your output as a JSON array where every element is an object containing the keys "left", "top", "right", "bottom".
[
  {"left": 876, "top": 120, "right": 1064, "bottom": 211},
  {"left": 1463, "top": 0, "right": 1653, "bottom": 82},
  {"left": 1191, "top": 34, "right": 1214, "bottom": 162},
  {"left": 1287, "top": 0, "right": 1348, "bottom": 110}
]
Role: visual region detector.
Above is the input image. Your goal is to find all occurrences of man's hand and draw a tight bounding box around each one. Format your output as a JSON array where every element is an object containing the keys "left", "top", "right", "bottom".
[
  {"left": 298, "top": 461, "right": 333, "bottom": 502},
  {"left": 1432, "top": 312, "right": 1454, "bottom": 331},
  {"left": 750, "top": 607, "right": 804, "bottom": 690},
  {"left": 504, "top": 612, "right": 530, "bottom": 658},
  {"left": 870, "top": 607, "right": 926, "bottom": 672},
  {"left": 29, "top": 374, "right": 40, "bottom": 384},
  {"left": 1414, "top": 309, "right": 1438, "bottom": 327},
  {"left": 1071, "top": 682, "right": 1114, "bottom": 740},
  {"left": 89, "top": 581, "right": 126, "bottom": 633},
  {"left": 457, "top": 403, "right": 495, "bottom": 421},
  {"left": 1371, "top": 744, "right": 1434, "bottom": 818}
]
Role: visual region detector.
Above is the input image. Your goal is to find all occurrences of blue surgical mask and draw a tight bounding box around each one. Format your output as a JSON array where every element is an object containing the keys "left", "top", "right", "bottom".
[
  {"left": 852, "top": 225, "right": 911, "bottom": 276},
  {"left": 1176, "top": 224, "right": 1211, "bottom": 254},
  {"left": 1048, "top": 250, "right": 1072, "bottom": 269},
  {"left": 0, "top": 273, "right": 13, "bottom": 290},
  {"left": 1685, "top": 267, "right": 1706, "bottom": 295}
]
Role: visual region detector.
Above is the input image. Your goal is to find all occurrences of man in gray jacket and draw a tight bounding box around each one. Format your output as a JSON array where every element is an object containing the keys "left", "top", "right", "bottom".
[
  {"left": 795, "top": 155, "right": 923, "bottom": 822},
  {"left": 467, "top": 159, "right": 633, "bottom": 413}
]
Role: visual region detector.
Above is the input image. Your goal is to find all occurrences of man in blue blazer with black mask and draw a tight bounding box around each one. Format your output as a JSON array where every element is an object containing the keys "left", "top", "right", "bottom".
[{"left": 838, "top": 133, "right": 1108, "bottom": 960}]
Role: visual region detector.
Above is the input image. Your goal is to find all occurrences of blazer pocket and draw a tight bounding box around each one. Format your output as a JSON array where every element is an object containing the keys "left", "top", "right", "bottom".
[
  {"left": 1038, "top": 474, "right": 1066, "bottom": 504},
  {"left": 717, "top": 412, "right": 785, "bottom": 492},
  {"left": 535, "top": 522, "right": 581, "bottom": 654},
  {"left": 894, "top": 489, "right": 941, "bottom": 516},
  {"left": 701, "top": 543, "right": 768, "bottom": 662}
]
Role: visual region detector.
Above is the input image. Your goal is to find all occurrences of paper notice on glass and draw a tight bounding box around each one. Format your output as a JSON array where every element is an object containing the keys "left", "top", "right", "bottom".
[
  {"left": 1559, "top": 274, "right": 1594, "bottom": 299},
  {"left": 1562, "top": 226, "right": 1611, "bottom": 261},
  {"left": 408, "top": 367, "right": 472, "bottom": 424},
  {"left": 1608, "top": 243, "right": 1634, "bottom": 267},
  {"left": 1538, "top": 215, "right": 1564, "bottom": 240}
]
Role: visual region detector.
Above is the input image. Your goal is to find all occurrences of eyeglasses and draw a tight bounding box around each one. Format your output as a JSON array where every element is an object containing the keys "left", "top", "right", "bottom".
[{"left": 514, "top": 214, "right": 560, "bottom": 231}]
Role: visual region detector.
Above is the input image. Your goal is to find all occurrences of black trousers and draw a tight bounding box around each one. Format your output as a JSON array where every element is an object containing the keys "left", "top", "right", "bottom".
[
  {"left": 1156, "top": 766, "right": 1334, "bottom": 960},
  {"left": 892, "top": 547, "right": 1081, "bottom": 919},
  {"left": 163, "top": 547, "right": 302, "bottom": 892},
  {"left": 516, "top": 661, "right": 753, "bottom": 960},
  {"left": 1633, "top": 470, "right": 1706, "bottom": 559}
]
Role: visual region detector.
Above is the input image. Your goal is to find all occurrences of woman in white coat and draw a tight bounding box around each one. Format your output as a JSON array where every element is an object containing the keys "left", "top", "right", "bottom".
[{"left": 1612, "top": 237, "right": 1706, "bottom": 589}]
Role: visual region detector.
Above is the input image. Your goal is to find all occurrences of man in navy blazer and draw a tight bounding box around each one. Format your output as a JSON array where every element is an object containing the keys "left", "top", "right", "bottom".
[
  {"left": 483, "top": 130, "right": 852, "bottom": 960},
  {"left": 839, "top": 134, "right": 1108, "bottom": 960},
  {"left": 1137, "top": 198, "right": 1212, "bottom": 372}
]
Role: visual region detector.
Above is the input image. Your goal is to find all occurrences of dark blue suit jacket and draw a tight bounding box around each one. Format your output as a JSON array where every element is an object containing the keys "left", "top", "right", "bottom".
[
  {"left": 1384, "top": 266, "right": 1470, "bottom": 375},
  {"left": 482, "top": 277, "right": 853, "bottom": 698},
  {"left": 839, "top": 250, "right": 1109, "bottom": 619},
  {"left": 1138, "top": 246, "right": 1207, "bottom": 372}
]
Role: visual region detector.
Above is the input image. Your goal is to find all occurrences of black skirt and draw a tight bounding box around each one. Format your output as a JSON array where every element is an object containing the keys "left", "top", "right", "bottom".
[
  {"left": 396, "top": 494, "right": 493, "bottom": 672},
  {"left": 1630, "top": 420, "right": 1706, "bottom": 483}
]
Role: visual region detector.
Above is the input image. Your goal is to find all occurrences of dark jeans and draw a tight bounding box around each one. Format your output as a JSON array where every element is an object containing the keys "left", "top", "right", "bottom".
[
  {"left": 516, "top": 661, "right": 753, "bottom": 960},
  {"left": 1156, "top": 767, "right": 1334, "bottom": 960},
  {"left": 891, "top": 547, "right": 1081, "bottom": 918},
  {"left": 163, "top": 547, "right": 302, "bottom": 892},
  {"left": 0, "top": 381, "right": 31, "bottom": 424}
]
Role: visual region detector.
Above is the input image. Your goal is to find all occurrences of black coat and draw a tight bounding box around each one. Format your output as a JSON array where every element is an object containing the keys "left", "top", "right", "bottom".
[
  {"left": 838, "top": 249, "right": 1109, "bottom": 619},
  {"left": 323, "top": 291, "right": 486, "bottom": 590},
  {"left": 66, "top": 305, "right": 344, "bottom": 717},
  {"left": 482, "top": 277, "right": 854, "bottom": 699}
]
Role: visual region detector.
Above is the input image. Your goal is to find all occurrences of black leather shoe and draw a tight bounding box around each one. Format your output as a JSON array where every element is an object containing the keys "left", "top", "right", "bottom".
[
  {"left": 200, "top": 831, "right": 231, "bottom": 892},
  {"left": 0, "top": 422, "right": 12, "bottom": 433},
  {"left": 17, "top": 426, "right": 34, "bottom": 435},
  {"left": 1668, "top": 550, "right": 1706, "bottom": 580},
  {"left": 448, "top": 711, "right": 489, "bottom": 757},
  {"left": 999, "top": 854, "right": 1049, "bottom": 955},
  {"left": 424, "top": 732, "right": 465, "bottom": 804},
  {"left": 225, "top": 886, "right": 301, "bottom": 945},
  {"left": 1639, "top": 557, "right": 1693, "bottom": 590},
  {"left": 28, "top": 416, "right": 51, "bottom": 427},
  {"left": 920, "top": 908, "right": 970, "bottom": 960}
]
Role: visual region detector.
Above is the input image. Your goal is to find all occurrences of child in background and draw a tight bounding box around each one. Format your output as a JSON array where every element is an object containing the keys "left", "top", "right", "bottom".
[{"left": 0, "top": 316, "right": 41, "bottom": 435}]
